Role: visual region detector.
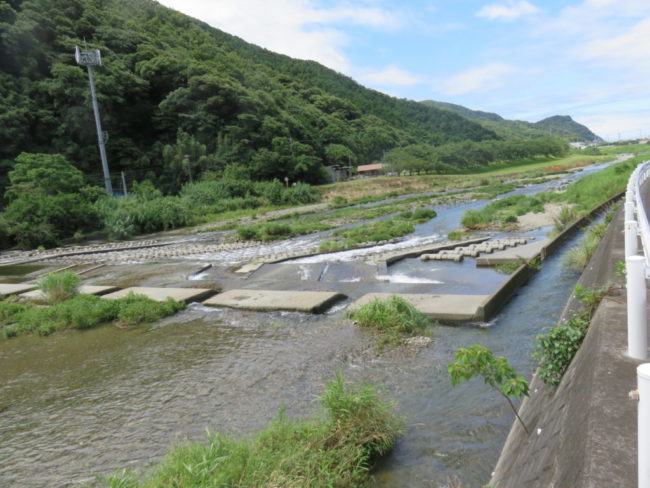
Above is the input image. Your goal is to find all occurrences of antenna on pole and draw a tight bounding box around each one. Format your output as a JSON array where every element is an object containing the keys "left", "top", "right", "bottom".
[{"left": 75, "top": 45, "right": 113, "bottom": 196}]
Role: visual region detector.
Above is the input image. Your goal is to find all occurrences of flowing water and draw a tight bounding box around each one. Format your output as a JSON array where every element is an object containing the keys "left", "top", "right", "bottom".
[{"left": 0, "top": 159, "right": 623, "bottom": 487}]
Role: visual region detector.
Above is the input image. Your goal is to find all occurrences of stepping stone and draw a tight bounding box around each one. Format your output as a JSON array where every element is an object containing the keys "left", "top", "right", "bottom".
[
  {"left": 20, "top": 285, "right": 120, "bottom": 301},
  {"left": 203, "top": 289, "right": 345, "bottom": 313},
  {"left": 476, "top": 239, "right": 549, "bottom": 266},
  {"left": 349, "top": 293, "right": 489, "bottom": 322},
  {"left": 0, "top": 283, "right": 36, "bottom": 297},
  {"left": 102, "top": 287, "right": 215, "bottom": 303}
]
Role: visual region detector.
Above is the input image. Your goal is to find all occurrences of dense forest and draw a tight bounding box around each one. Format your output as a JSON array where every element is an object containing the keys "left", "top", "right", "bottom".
[
  {"left": 0, "top": 0, "right": 499, "bottom": 196},
  {"left": 421, "top": 101, "right": 602, "bottom": 142},
  {"left": 0, "top": 0, "right": 595, "bottom": 249}
]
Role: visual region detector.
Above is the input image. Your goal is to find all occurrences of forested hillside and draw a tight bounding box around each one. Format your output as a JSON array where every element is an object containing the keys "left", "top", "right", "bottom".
[
  {"left": 0, "top": 0, "right": 497, "bottom": 196},
  {"left": 421, "top": 101, "right": 602, "bottom": 142}
]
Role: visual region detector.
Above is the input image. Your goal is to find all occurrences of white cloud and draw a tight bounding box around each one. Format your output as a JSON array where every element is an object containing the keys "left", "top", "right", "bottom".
[
  {"left": 156, "top": 0, "right": 401, "bottom": 73},
  {"left": 440, "top": 62, "right": 517, "bottom": 95},
  {"left": 477, "top": 1, "right": 541, "bottom": 21},
  {"left": 574, "top": 112, "right": 650, "bottom": 141},
  {"left": 579, "top": 17, "right": 650, "bottom": 67},
  {"left": 358, "top": 66, "right": 423, "bottom": 86}
]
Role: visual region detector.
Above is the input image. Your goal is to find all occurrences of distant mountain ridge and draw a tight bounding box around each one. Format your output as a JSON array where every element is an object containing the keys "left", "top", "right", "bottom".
[{"left": 421, "top": 101, "right": 602, "bottom": 142}]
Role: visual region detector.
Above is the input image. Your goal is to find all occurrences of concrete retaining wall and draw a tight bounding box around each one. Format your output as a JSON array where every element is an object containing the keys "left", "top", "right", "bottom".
[{"left": 489, "top": 205, "right": 642, "bottom": 487}]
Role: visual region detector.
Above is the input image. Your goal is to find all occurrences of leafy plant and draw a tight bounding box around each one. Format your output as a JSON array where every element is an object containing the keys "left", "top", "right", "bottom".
[
  {"left": 349, "top": 296, "right": 431, "bottom": 345},
  {"left": 36, "top": 271, "right": 81, "bottom": 304},
  {"left": 534, "top": 312, "right": 589, "bottom": 386},
  {"left": 448, "top": 345, "right": 530, "bottom": 434},
  {"left": 105, "top": 374, "right": 401, "bottom": 488}
]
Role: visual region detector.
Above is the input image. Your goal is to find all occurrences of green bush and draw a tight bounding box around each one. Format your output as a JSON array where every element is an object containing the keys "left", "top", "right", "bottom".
[
  {"left": 349, "top": 296, "right": 430, "bottom": 344},
  {"left": 36, "top": 271, "right": 81, "bottom": 304},
  {"left": 2, "top": 293, "right": 185, "bottom": 338},
  {"left": 105, "top": 374, "right": 401, "bottom": 488},
  {"left": 534, "top": 312, "right": 589, "bottom": 386}
]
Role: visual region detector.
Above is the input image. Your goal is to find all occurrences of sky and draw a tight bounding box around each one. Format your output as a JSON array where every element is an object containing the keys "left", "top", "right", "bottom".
[{"left": 156, "top": 0, "right": 650, "bottom": 141}]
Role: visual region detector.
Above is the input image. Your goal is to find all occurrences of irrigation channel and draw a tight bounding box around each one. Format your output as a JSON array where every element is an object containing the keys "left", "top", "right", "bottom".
[{"left": 0, "top": 158, "right": 625, "bottom": 487}]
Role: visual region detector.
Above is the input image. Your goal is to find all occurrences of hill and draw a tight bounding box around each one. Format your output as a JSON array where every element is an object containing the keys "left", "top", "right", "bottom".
[
  {"left": 421, "top": 101, "right": 602, "bottom": 142},
  {"left": 0, "top": 0, "right": 496, "bottom": 194}
]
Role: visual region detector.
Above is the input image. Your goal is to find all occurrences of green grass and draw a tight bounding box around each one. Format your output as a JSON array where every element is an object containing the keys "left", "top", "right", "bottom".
[
  {"left": 349, "top": 296, "right": 431, "bottom": 345},
  {"left": 563, "top": 220, "right": 608, "bottom": 269},
  {"left": 1, "top": 293, "right": 186, "bottom": 338},
  {"left": 104, "top": 374, "right": 402, "bottom": 488},
  {"left": 461, "top": 194, "right": 547, "bottom": 229},
  {"left": 36, "top": 271, "right": 81, "bottom": 304}
]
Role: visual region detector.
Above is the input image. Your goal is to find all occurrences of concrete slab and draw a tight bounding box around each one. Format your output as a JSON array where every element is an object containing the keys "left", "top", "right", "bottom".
[
  {"left": 348, "top": 292, "right": 489, "bottom": 322},
  {"left": 102, "top": 287, "right": 215, "bottom": 303},
  {"left": 235, "top": 263, "right": 264, "bottom": 274},
  {"left": 0, "top": 283, "right": 36, "bottom": 297},
  {"left": 203, "top": 289, "right": 345, "bottom": 313},
  {"left": 20, "top": 285, "right": 120, "bottom": 301},
  {"left": 247, "top": 263, "right": 328, "bottom": 282},
  {"left": 476, "top": 239, "right": 549, "bottom": 266}
]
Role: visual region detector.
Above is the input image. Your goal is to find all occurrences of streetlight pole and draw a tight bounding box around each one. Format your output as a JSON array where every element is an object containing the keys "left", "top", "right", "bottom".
[{"left": 75, "top": 45, "right": 113, "bottom": 196}]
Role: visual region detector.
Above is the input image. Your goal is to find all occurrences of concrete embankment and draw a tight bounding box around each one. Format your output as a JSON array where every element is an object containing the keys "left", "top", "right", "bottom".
[{"left": 489, "top": 206, "right": 644, "bottom": 487}]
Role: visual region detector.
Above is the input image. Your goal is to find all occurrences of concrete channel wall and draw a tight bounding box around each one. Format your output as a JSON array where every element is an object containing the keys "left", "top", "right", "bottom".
[
  {"left": 489, "top": 204, "right": 641, "bottom": 487},
  {"left": 473, "top": 192, "right": 624, "bottom": 322}
]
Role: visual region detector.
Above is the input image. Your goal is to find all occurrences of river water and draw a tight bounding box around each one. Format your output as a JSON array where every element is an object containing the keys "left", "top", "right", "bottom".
[{"left": 0, "top": 159, "right": 622, "bottom": 488}]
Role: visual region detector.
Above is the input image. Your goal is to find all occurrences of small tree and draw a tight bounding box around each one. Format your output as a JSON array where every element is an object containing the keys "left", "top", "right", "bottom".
[{"left": 448, "top": 344, "right": 530, "bottom": 434}]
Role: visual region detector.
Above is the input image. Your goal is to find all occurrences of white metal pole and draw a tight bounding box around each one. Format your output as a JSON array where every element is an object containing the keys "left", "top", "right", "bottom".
[
  {"left": 627, "top": 200, "right": 636, "bottom": 222},
  {"left": 627, "top": 255, "right": 648, "bottom": 359},
  {"left": 626, "top": 220, "right": 639, "bottom": 258},
  {"left": 639, "top": 363, "right": 650, "bottom": 488}
]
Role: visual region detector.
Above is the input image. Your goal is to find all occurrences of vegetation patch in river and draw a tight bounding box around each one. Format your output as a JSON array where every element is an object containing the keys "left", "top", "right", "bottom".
[
  {"left": 1, "top": 293, "right": 185, "bottom": 338},
  {"left": 104, "top": 374, "right": 402, "bottom": 488},
  {"left": 349, "top": 296, "right": 432, "bottom": 346}
]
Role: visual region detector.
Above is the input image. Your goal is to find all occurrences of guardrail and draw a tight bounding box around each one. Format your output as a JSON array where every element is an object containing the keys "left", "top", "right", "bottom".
[{"left": 625, "top": 160, "right": 650, "bottom": 488}]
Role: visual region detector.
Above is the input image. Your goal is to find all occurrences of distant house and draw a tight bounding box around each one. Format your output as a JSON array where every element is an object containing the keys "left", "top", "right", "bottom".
[
  {"left": 326, "top": 165, "right": 351, "bottom": 182},
  {"left": 356, "top": 163, "right": 384, "bottom": 177}
]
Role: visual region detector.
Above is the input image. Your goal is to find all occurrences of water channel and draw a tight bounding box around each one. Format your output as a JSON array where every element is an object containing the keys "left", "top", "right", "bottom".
[{"left": 0, "top": 159, "right": 624, "bottom": 487}]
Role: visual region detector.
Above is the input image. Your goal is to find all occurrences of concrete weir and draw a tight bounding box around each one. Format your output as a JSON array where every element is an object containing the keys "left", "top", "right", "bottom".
[
  {"left": 0, "top": 283, "right": 36, "bottom": 297},
  {"left": 20, "top": 285, "right": 119, "bottom": 300},
  {"left": 102, "top": 287, "right": 215, "bottom": 303},
  {"left": 349, "top": 292, "right": 489, "bottom": 322},
  {"left": 203, "top": 289, "right": 345, "bottom": 313}
]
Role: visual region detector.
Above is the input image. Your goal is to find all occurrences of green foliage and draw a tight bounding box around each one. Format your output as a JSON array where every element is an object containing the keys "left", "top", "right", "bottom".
[
  {"left": 615, "top": 260, "right": 626, "bottom": 279},
  {"left": 448, "top": 344, "right": 530, "bottom": 434},
  {"left": 36, "top": 271, "right": 81, "bottom": 304},
  {"left": 461, "top": 194, "right": 547, "bottom": 229},
  {"left": 2, "top": 153, "right": 102, "bottom": 248},
  {"left": 447, "top": 230, "right": 464, "bottom": 241},
  {"left": 349, "top": 296, "right": 431, "bottom": 345},
  {"left": 236, "top": 220, "right": 331, "bottom": 241},
  {"left": 564, "top": 221, "right": 608, "bottom": 269},
  {"left": 1, "top": 293, "right": 185, "bottom": 338},
  {"left": 0, "top": 0, "right": 496, "bottom": 197},
  {"left": 105, "top": 374, "right": 401, "bottom": 488},
  {"left": 534, "top": 312, "right": 589, "bottom": 386},
  {"left": 553, "top": 205, "right": 580, "bottom": 234}
]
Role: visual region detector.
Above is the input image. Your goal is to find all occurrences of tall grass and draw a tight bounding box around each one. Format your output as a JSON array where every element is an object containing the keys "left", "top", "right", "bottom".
[
  {"left": 1, "top": 293, "right": 186, "bottom": 338},
  {"left": 563, "top": 221, "right": 608, "bottom": 269},
  {"left": 349, "top": 296, "right": 431, "bottom": 344},
  {"left": 36, "top": 271, "right": 81, "bottom": 304},
  {"left": 105, "top": 374, "right": 402, "bottom": 488}
]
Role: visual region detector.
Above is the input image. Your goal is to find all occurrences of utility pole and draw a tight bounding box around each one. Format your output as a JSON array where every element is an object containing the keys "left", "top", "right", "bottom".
[{"left": 75, "top": 45, "right": 113, "bottom": 196}]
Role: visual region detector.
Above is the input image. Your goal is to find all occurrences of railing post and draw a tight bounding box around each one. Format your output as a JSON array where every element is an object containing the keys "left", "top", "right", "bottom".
[
  {"left": 627, "top": 255, "right": 648, "bottom": 359},
  {"left": 626, "top": 220, "right": 639, "bottom": 258},
  {"left": 639, "top": 364, "right": 650, "bottom": 488},
  {"left": 627, "top": 200, "right": 636, "bottom": 221}
]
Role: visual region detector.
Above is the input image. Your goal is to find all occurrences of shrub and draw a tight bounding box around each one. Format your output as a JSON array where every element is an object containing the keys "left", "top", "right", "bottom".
[
  {"left": 36, "top": 271, "right": 81, "bottom": 304},
  {"left": 349, "top": 296, "right": 430, "bottom": 344},
  {"left": 105, "top": 374, "right": 401, "bottom": 488},
  {"left": 534, "top": 312, "right": 589, "bottom": 386},
  {"left": 116, "top": 294, "right": 186, "bottom": 326}
]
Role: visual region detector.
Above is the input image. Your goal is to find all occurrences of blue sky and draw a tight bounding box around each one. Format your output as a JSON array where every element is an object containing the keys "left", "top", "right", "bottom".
[{"left": 157, "top": 0, "right": 650, "bottom": 141}]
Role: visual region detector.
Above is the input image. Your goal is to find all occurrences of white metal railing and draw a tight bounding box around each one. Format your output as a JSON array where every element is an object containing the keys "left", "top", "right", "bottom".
[{"left": 625, "top": 160, "right": 650, "bottom": 488}]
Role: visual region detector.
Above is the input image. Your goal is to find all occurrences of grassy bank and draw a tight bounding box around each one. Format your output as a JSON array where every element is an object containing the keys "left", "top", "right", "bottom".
[
  {"left": 104, "top": 374, "right": 402, "bottom": 488},
  {"left": 460, "top": 154, "right": 644, "bottom": 231},
  {"left": 0, "top": 293, "right": 186, "bottom": 338}
]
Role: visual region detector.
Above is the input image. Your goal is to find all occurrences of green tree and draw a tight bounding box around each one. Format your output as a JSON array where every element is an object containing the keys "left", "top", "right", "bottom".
[{"left": 448, "top": 344, "right": 530, "bottom": 434}]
